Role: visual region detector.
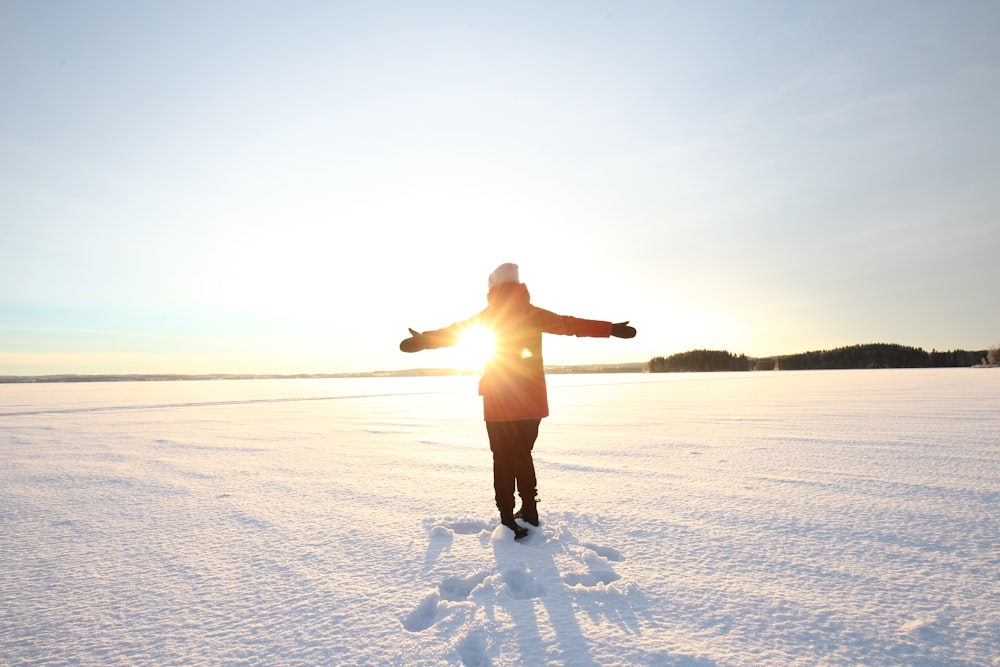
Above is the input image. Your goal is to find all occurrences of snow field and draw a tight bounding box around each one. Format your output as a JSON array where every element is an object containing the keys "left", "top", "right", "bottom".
[{"left": 1, "top": 370, "right": 997, "bottom": 665}]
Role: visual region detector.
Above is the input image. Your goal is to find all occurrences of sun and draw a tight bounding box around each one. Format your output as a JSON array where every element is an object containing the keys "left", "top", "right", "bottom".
[{"left": 453, "top": 325, "right": 497, "bottom": 370}]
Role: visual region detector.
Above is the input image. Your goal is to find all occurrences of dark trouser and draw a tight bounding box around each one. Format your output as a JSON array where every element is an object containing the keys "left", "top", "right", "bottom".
[{"left": 485, "top": 419, "right": 540, "bottom": 513}]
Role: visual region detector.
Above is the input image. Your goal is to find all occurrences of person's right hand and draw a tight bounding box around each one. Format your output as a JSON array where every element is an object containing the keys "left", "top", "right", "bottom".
[
  {"left": 400, "top": 328, "right": 428, "bottom": 352},
  {"left": 611, "top": 322, "right": 636, "bottom": 339}
]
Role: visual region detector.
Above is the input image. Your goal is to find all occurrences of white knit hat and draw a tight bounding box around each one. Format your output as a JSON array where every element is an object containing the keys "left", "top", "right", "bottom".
[{"left": 488, "top": 263, "right": 520, "bottom": 289}]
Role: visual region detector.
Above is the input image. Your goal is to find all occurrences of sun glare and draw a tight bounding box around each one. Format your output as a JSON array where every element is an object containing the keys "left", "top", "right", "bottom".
[{"left": 454, "top": 325, "right": 497, "bottom": 370}]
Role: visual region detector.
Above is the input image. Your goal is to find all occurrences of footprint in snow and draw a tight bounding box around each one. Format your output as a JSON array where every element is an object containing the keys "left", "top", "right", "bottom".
[
  {"left": 563, "top": 567, "right": 622, "bottom": 588},
  {"left": 440, "top": 572, "right": 489, "bottom": 601},
  {"left": 563, "top": 568, "right": 621, "bottom": 587},
  {"left": 450, "top": 518, "right": 490, "bottom": 535},
  {"left": 404, "top": 572, "right": 490, "bottom": 632},
  {"left": 423, "top": 518, "right": 492, "bottom": 569},
  {"left": 561, "top": 544, "right": 624, "bottom": 588},
  {"left": 425, "top": 517, "right": 490, "bottom": 536},
  {"left": 581, "top": 542, "right": 624, "bottom": 562},
  {"left": 456, "top": 630, "right": 492, "bottom": 667},
  {"left": 502, "top": 565, "right": 547, "bottom": 600},
  {"left": 403, "top": 592, "right": 441, "bottom": 632}
]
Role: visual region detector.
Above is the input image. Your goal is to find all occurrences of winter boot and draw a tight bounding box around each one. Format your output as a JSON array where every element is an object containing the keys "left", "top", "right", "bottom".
[
  {"left": 514, "top": 497, "right": 539, "bottom": 527},
  {"left": 500, "top": 510, "right": 529, "bottom": 540}
]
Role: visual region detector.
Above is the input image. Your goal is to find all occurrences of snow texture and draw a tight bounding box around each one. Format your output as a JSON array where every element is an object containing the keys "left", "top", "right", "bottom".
[{"left": 1, "top": 370, "right": 997, "bottom": 666}]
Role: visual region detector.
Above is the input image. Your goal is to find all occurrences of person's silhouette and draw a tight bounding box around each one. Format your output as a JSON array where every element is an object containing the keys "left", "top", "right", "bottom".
[{"left": 400, "top": 263, "right": 636, "bottom": 539}]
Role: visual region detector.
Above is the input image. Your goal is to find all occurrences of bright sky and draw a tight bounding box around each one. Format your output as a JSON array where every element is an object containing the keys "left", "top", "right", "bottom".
[{"left": 2, "top": 1, "right": 999, "bottom": 376}]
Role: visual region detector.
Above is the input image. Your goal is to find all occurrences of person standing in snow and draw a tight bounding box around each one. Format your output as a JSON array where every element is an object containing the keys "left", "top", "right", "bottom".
[{"left": 399, "top": 263, "right": 636, "bottom": 539}]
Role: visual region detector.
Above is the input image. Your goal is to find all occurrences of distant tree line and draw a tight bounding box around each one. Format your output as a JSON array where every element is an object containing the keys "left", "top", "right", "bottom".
[
  {"left": 647, "top": 349, "right": 751, "bottom": 373},
  {"left": 770, "top": 343, "right": 986, "bottom": 370},
  {"left": 647, "top": 343, "right": 990, "bottom": 373}
]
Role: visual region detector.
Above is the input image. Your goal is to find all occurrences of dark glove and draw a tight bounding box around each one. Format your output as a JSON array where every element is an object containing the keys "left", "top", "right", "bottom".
[
  {"left": 611, "top": 321, "right": 636, "bottom": 339},
  {"left": 399, "top": 328, "right": 429, "bottom": 353}
]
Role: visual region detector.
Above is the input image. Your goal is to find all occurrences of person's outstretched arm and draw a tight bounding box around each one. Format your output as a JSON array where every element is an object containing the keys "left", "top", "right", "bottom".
[
  {"left": 399, "top": 316, "right": 480, "bottom": 353},
  {"left": 531, "top": 308, "right": 637, "bottom": 339}
]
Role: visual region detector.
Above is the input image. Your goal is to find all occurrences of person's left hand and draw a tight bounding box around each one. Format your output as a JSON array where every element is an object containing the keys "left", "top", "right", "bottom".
[{"left": 611, "top": 321, "right": 636, "bottom": 338}]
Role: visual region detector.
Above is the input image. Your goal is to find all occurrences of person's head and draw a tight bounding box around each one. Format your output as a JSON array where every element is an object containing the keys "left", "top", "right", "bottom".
[
  {"left": 486, "top": 263, "right": 524, "bottom": 305},
  {"left": 488, "top": 263, "right": 520, "bottom": 290}
]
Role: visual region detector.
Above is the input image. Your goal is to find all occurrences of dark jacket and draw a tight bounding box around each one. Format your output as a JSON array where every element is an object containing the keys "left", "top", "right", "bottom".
[{"left": 420, "top": 283, "right": 613, "bottom": 421}]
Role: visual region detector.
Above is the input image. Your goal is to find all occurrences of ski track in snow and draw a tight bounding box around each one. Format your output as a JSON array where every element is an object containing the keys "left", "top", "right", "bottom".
[{"left": 1, "top": 371, "right": 998, "bottom": 666}]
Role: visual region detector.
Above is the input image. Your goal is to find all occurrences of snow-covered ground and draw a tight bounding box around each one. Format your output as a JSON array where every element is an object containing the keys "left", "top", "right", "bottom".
[{"left": 1, "top": 369, "right": 997, "bottom": 666}]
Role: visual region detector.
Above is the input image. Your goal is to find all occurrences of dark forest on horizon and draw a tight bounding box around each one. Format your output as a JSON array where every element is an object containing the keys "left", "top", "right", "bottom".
[{"left": 646, "top": 343, "right": 994, "bottom": 373}]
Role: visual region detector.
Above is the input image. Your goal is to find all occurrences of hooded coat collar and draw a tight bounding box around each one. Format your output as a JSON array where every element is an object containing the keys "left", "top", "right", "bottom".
[{"left": 487, "top": 282, "right": 530, "bottom": 309}]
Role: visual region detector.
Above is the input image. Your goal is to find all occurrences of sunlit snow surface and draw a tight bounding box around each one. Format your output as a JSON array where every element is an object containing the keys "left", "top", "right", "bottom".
[{"left": 2, "top": 370, "right": 997, "bottom": 666}]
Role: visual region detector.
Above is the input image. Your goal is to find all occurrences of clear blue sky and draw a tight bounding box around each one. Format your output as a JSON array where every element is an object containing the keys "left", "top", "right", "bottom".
[{"left": 2, "top": 1, "right": 999, "bottom": 375}]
